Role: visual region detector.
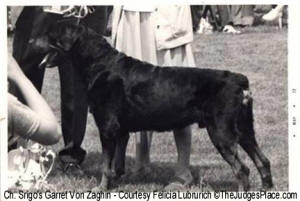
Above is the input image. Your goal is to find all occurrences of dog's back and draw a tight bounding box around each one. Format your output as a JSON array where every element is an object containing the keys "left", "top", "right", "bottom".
[{"left": 88, "top": 53, "right": 248, "bottom": 132}]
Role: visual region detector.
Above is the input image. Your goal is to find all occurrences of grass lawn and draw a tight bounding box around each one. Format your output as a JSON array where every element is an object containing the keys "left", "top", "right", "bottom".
[{"left": 8, "top": 25, "right": 288, "bottom": 191}]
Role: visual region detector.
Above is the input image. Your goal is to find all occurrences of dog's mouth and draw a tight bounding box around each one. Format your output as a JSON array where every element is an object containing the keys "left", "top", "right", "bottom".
[{"left": 39, "top": 51, "right": 59, "bottom": 69}]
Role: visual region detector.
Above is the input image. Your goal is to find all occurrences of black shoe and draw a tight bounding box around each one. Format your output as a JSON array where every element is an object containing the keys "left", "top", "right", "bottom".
[
  {"left": 62, "top": 162, "right": 84, "bottom": 176},
  {"left": 58, "top": 146, "right": 86, "bottom": 165}
]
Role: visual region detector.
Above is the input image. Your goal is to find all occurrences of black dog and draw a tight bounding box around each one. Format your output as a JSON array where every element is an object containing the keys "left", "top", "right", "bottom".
[{"left": 32, "top": 20, "right": 273, "bottom": 191}]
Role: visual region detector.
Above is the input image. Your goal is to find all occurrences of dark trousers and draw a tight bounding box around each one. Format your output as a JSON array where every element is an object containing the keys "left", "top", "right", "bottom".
[
  {"left": 191, "top": 5, "right": 204, "bottom": 31},
  {"left": 213, "top": 5, "right": 233, "bottom": 27},
  {"left": 13, "top": 6, "right": 109, "bottom": 163},
  {"left": 211, "top": 5, "right": 254, "bottom": 28}
]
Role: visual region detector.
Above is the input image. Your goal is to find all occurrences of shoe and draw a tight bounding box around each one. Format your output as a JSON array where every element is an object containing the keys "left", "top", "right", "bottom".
[
  {"left": 262, "top": 6, "right": 284, "bottom": 21},
  {"left": 61, "top": 162, "right": 84, "bottom": 176},
  {"left": 58, "top": 146, "right": 86, "bottom": 165},
  {"left": 223, "top": 25, "right": 241, "bottom": 34}
]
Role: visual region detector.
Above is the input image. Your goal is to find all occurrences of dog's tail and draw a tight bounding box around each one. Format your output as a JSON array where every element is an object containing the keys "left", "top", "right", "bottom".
[
  {"left": 236, "top": 88, "right": 255, "bottom": 139},
  {"left": 232, "top": 73, "right": 253, "bottom": 109}
]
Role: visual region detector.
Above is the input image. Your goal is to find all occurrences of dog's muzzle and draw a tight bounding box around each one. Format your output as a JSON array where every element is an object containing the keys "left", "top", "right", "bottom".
[{"left": 39, "top": 52, "right": 59, "bottom": 69}]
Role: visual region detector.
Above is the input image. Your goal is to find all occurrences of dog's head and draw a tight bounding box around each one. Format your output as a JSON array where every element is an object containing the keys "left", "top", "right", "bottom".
[{"left": 30, "top": 20, "right": 86, "bottom": 69}]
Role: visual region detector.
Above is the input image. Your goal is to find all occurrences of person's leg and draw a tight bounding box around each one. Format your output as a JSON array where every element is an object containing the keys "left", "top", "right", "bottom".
[
  {"left": 58, "top": 60, "right": 88, "bottom": 166},
  {"left": 215, "top": 5, "right": 232, "bottom": 27},
  {"left": 215, "top": 5, "right": 241, "bottom": 34},
  {"left": 133, "top": 11, "right": 161, "bottom": 171},
  {"left": 173, "top": 126, "right": 193, "bottom": 184},
  {"left": 13, "top": 7, "right": 36, "bottom": 64},
  {"left": 199, "top": 6, "right": 221, "bottom": 32},
  {"left": 134, "top": 131, "right": 152, "bottom": 171},
  {"left": 202, "top": 5, "right": 211, "bottom": 18},
  {"left": 156, "top": 43, "right": 195, "bottom": 189},
  {"left": 164, "top": 126, "right": 193, "bottom": 190},
  {"left": 195, "top": 6, "right": 215, "bottom": 34},
  {"left": 191, "top": 5, "right": 203, "bottom": 32},
  {"left": 231, "top": 5, "right": 254, "bottom": 26},
  {"left": 115, "top": 11, "right": 157, "bottom": 172},
  {"left": 57, "top": 6, "right": 109, "bottom": 167},
  {"left": 12, "top": 7, "right": 60, "bottom": 96}
]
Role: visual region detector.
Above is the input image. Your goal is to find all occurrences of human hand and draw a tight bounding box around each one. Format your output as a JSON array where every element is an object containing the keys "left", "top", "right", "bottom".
[{"left": 61, "top": 6, "right": 95, "bottom": 18}]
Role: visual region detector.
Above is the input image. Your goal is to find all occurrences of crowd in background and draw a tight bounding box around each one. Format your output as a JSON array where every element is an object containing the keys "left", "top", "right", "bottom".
[
  {"left": 7, "top": 5, "right": 287, "bottom": 36},
  {"left": 191, "top": 5, "right": 286, "bottom": 34}
]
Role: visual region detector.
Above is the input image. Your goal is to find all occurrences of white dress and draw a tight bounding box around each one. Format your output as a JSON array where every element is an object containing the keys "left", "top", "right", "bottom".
[{"left": 113, "top": 6, "right": 195, "bottom": 67}]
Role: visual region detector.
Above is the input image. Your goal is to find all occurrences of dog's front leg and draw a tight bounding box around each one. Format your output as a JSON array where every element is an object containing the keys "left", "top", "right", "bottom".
[{"left": 95, "top": 112, "right": 121, "bottom": 190}]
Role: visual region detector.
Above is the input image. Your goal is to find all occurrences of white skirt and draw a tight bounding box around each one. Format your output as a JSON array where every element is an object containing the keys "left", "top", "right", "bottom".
[{"left": 115, "top": 10, "right": 195, "bottom": 67}]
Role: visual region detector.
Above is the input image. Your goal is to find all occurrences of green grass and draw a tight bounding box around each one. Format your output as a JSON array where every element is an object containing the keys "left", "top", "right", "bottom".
[{"left": 8, "top": 25, "right": 288, "bottom": 191}]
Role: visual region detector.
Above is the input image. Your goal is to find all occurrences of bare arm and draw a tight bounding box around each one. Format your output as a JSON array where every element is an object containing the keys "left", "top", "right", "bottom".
[{"left": 8, "top": 54, "right": 61, "bottom": 145}]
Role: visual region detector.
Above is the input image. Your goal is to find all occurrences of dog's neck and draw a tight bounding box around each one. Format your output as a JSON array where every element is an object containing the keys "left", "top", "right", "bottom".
[{"left": 70, "top": 31, "right": 120, "bottom": 82}]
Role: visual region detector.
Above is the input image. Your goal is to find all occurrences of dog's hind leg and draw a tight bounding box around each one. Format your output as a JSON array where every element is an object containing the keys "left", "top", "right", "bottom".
[
  {"left": 237, "top": 104, "right": 273, "bottom": 190},
  {"left": 99, "top": 133, "right": 116, "bottom": 190},
  {"left": 113, "top": 131, "right": 129, "bottom": 178},
  {"left": 239, "top": 136, "right": 273, "bottom": 190},
  {"left": 206, "top": 124, "right": 250, "bottom": 191}
]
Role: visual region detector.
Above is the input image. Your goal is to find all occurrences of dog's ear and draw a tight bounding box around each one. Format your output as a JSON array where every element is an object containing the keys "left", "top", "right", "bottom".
[{"left": 49, "top": 20, "right": 85, "bottom": 51}]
